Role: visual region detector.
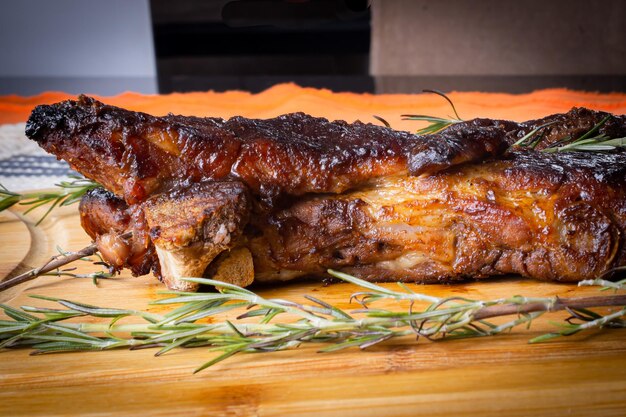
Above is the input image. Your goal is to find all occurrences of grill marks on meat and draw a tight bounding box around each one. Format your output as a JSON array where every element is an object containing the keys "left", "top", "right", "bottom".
[{"left": 26, "top": 96, "right": 626, "bottom": 288}]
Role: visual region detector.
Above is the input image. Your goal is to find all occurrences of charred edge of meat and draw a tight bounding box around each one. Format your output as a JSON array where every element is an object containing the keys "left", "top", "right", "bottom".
[
  {"left": 80, "top": 181, "right": 251, "bottom": 291},
  {"left": 23, "top": 95, "right": 578, "bottom": 206},
  {"left": 508, "top": 107, "right": 626, "bottom": 149}
]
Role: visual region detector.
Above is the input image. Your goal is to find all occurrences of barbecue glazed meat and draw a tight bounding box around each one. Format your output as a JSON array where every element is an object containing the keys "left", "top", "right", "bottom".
[
  {"left": 26, "top": 96, "right": 626, "bottom": 290},
  {"left": 25, "top": 96, "right": 519, "bottom": 205}
]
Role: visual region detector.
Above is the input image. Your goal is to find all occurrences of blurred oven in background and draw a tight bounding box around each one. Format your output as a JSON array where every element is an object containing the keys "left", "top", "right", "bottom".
[
  {"left": 153, "top": 0, "right": 625, "bottom": 94},
  {"left": 151, "top": 0, "right": 372, "bottom": 93},
  {"left": 370, "top": 0, "right": 626, "bottom": 93},
  {"left": 0, "top": 0, "right": 624, "bottom": 96}
]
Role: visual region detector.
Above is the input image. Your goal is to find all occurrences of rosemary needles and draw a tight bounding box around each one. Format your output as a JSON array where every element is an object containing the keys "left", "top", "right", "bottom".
[
  {"left": 0, "top": 239, "right": 123, "bottom": 292},
  {"left": 512, "top": 114, "right": 626, "bottom": 153},
  {"left": 403, "top": 92, "right": 626, "bottom": 153},
  {"left": 1, "top": 270, "right": 625, "bottom": 373},
  {"left": 402, "top": 89, "right": 463, "bottom": 134},
  {"left": 0, "top": 175, "right": 100, "bottom": 225}
]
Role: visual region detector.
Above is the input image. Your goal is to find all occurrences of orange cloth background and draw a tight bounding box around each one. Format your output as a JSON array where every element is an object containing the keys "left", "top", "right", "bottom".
[{"left": 0, "top": 84, "right": 625, "bottom": 131}]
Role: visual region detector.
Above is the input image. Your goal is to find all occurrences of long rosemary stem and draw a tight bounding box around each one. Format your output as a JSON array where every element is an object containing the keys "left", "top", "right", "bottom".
[
  {"left": 36, "top": 293, "right": 626, "bottom": 342},
  {"left": 2, "top": 273, "right": 625, "bottom": 373},
  {"left": 0, "top": 243, "right": 98, "bottom": 292},
  {"left": 0, "top": 231, "right": 131, "bottom": 292},
  {"left": 474, "top": 295, "right": 626, "bottom": 320}
]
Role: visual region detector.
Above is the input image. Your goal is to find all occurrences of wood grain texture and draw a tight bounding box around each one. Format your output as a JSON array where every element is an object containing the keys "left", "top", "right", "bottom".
[{"left": 1, "top": 205, "right": 625, "bottom": 417}]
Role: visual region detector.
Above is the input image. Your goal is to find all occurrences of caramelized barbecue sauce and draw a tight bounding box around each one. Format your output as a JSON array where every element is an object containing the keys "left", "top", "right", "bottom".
[
  {"left": 28, "top": 96, "right": 626, "bottom": 284},
  {"left": 27, "top": 96, "right": 537, "bottom": 205}
]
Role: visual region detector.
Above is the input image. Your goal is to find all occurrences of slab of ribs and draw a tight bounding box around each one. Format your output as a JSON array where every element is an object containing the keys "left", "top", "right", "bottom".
[{"left": 25, "top": 96, "right": 626, "bottom": 291}]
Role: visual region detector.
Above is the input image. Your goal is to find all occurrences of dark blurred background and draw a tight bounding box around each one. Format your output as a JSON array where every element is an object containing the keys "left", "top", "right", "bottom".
[
  {"left": 0, "top": 0, "right": 624, "bottom": 96},
  {"left": 153, "top": 0, "right": 371, "bottom": 93}
]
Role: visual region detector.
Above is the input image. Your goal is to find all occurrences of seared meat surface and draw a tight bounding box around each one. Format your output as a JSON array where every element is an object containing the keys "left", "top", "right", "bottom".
[
  {"left": 26, "top": 96, "right": 520, "bottom": 204},
  {"left": 250, "top": 150, "right": 626, "bottom": 283},
  {"left": 26, "top": 96, "right": 626, "bottom": 289}
]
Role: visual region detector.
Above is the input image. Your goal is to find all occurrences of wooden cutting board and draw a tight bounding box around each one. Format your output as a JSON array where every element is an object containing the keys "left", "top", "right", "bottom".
[{"left": 1, "top": 205, "right": 626, "bottom": 416}]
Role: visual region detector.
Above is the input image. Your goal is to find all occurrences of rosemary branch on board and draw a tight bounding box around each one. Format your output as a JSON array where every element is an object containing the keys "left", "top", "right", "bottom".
[
  {"left": 0, "top": 177, "right": 119, "bottom": 291},
  {"left": 0, "top": 237, "right": 128, "bottom": 292},
  {"left": 0, "top": 175, "right": 100, "bottom": 225},
  {"left": 1, "top": 270, "right": 625, "bottom": 373},
  {"left": 41, "top": 246, "right": 116, "bottom": 286}
]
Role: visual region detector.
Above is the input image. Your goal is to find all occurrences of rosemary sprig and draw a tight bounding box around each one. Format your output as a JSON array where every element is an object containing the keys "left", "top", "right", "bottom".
[
  {"left": 0, "top": 234, "right": 129, "bottom": 292},
  {"left": 41, "top": 247, "right": 116, "bottom": 286},
  {"left": 400, "top": 92, "right": 625, "bottom": 153},
  {"left": 0, "top": 175, "right": 100, "bottom": 225},
  {"left": 402, "top": 89, "right": 463, "bottom": 134},
  {"left": 1, "top": 270, "right": 624, "bottom": 373},
  {"left": 542, "top": 134, "right": 626, "bottom": 153},
  {"left": 512, "top": 114, "right": 626, "bottom": 153},
  {"left": 511, "top": 121, "right": 557, "bottom": 149}
]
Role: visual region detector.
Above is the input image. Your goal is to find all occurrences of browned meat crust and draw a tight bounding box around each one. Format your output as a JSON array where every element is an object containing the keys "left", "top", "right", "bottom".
[
  {"left": 26, "top": 95, "right": 535, "bottom": 204},
  {"left": 78, "top": 147, "right": 626, "bottom": 284},
  {"left": 80, "top": 181, "right": 250, "bottom": 291},
  {"left": 26, "top": 96, "right": 626, "bottom": 287},
  {"left": 79, "top": 188, "right": 155, "bottom": 277},
  {"left": 249, "top": 150, "right": 626, "bottom": 283}
]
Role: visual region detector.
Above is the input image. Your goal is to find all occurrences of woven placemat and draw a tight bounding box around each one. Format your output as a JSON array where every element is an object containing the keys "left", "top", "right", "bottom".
[{"left": 0, "top": 123, "right": 75, "bottom": 191}]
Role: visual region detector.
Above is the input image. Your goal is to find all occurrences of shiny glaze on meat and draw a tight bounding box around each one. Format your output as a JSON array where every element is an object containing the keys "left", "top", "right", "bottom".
[
  {"left": 78, "top": 147, "right": 626, "bottom": 283},
  {"left": 25, "top": 95, "right": 561, "bottom": 204},
  {"left": 249, "top": 149, "right": 626, "bottom": 282},
  {"left": 26, "top": 97, "right": 626, "bottom": 287}
]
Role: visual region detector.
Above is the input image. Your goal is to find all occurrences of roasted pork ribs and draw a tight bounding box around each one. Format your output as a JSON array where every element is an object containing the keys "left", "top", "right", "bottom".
[{"left": 25, "top": 96, "right": 626, "bottom": 290}]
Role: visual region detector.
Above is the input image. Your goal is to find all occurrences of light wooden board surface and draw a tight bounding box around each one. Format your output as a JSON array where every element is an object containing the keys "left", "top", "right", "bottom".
[{"left": 1, "top": 206, "right": 625, "bottom": 417}]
